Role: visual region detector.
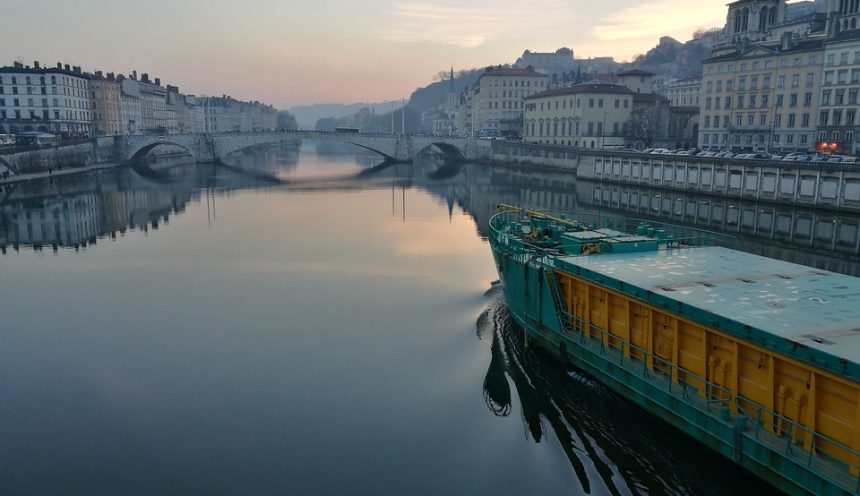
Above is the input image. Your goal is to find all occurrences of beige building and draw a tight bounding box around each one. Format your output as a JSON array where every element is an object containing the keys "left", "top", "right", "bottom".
[
  {"left": 90, "top": 72, "right": 123, "bottom": 136},
  {"left": 818, "top": 7, "right": 860, "bottom": 154},
  {"left": 616, "top": 69, "right": 655, "bottom": 94},
  {"left": 470, "top": 66, "right": 547, "bottom": 137},
  {"left": 523, "top": 82, "right": 635, "bottom": 148},
  {"left": 699, "top": 0, "right": 828, "bottom": 151}
]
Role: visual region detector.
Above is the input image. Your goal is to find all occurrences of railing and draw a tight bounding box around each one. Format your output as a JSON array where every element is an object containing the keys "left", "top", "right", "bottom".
[
  {"left": 548, "top": 276, "right": 734, "bottom": 412},
  {"left": 490, "top": 208, "right": 739, "bottom": 252},
  {"left": 735, "top": 397, "right": 860, "bottom": 494}
]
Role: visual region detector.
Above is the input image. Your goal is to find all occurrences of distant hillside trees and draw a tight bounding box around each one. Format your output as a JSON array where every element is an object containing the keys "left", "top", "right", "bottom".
[{"left": 276, "top": 111, "right": 299, "bottom": 130}]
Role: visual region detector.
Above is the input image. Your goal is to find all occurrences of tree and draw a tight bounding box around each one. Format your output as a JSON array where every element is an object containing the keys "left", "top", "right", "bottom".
[
  {"left": 277, "top": 111, "right": 298, "bottom": 130},
  {"left": 625, "top": 105, "right": 669, "bottom": 147}
]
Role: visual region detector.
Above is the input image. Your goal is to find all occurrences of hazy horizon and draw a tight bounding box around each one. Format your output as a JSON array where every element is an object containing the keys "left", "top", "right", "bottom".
[{"left": 2, "top": 0, "right": 738, "bottom": 108}]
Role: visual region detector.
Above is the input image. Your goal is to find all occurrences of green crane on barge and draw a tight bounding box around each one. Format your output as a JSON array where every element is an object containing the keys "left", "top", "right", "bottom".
[{"left": 489, "top": 204, "right": 860, "bottom": 496}]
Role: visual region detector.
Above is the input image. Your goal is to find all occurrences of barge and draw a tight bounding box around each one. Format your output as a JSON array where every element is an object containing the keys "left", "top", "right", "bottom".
[{"left": 488, "top": 204, "right": 860, "bottom": 495}]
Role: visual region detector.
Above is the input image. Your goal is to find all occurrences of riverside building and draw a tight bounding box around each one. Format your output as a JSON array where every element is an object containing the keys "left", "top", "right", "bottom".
[
  {"left": 523, "top": 82, "right": 635, "bottom": 148},
  {"left": 0, "top": 61, "right": 92, "bottom": 136},
  {"left": 468, "top": 66, "right": 547, "bottom": 138}
]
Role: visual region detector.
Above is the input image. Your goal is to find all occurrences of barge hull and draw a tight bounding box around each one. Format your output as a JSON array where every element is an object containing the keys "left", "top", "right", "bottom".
[{"left": 493, "top": 248, "right": 860, "bottom": 496}]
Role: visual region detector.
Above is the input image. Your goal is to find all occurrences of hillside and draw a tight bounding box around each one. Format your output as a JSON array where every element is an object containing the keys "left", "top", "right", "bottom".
[{"left": 631, "top": 36, "right": 711, "bottom": 79}]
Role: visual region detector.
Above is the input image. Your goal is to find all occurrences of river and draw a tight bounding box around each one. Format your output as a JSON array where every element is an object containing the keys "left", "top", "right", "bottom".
[{"left": 3, "top": 141, "right": 851, "bottom": 495}]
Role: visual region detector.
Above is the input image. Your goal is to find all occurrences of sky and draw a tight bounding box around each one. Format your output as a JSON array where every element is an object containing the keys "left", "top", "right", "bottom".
[{"left": 1, "top": 0, "right": 730, "bottom": 108}]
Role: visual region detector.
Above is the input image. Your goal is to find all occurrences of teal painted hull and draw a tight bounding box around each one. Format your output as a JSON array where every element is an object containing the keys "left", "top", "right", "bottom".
[{"left": 491, "top": 245, "right": 855, "bottom": 496}]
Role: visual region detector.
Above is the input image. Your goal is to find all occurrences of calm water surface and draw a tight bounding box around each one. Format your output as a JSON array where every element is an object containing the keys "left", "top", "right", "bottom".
[{"left": 3, "top": 142, "right": 846, "bottom": 495}]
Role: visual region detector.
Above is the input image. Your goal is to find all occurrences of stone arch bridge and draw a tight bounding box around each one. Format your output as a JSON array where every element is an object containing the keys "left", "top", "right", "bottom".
[{"left": 122, "top": 131, "right": 488, "bottom": 163}]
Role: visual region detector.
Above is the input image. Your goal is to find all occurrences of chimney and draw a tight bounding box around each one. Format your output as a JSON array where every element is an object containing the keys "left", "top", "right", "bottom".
[
  {"left": 57, "top": 62, "right": 62, "bottom": 69},
  {"left": 141, "top": 73, "right": 149, "bottom": 83},
  {"left": 95, "top": 70, "right": 103, "bottom": 78},
  {"left": 107, "top": 72, "right": 115, "bottom": 81},
  {"left": 154, "top": 77, "right": 160, "bottom": 86},
  {"left": 13, "top": 61, "right": 23, "bottom": 68},
  {"left": 132, "top": 70, "right": 137, "bottom": 80},
  {"left": 64, "top": 64, "right": 70, "bottom": 71},
  {"left": 73, "top": 66, "right": 81, "bottom": 74},
  {"left": 33, "top": 61, "right": 40, "bottom": 69}
]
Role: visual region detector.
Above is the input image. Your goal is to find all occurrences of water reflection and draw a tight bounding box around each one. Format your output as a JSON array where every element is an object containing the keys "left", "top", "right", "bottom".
[
  {"left": 478, "top": 289, "right": 770, "bottom": 495},
  {"left": 1, "top": 143, "right": 849, "bottom": 495},
  {"left": 5, "top": 146, "right": 860, "bottom": 279}
]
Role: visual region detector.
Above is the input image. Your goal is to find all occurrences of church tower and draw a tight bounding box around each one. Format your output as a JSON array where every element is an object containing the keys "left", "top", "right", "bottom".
[
  {"left": 725, "top": 0, "right": 786, "bottom": 43},
  {"left": 826, "top": 0, "right": 860, "bottom": 36}
]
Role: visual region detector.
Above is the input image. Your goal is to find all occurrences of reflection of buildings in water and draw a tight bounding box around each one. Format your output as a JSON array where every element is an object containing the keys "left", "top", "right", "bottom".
[
  {"left": 412, "top": 160, "right": 860, "bottom": 277},
  {"left": 577, "top": 180, "right": 860, "bottom": 276},
  {"left": 477, "top": 292, "right": 769, "bottom": 495},
  {"left": 222, "top": 144, "right": 301, "bottom": 176}
]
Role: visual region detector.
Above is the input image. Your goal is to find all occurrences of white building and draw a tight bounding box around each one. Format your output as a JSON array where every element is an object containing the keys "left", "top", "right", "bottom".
[
  {"left": 468, "top": 66, "right": 548, "bottom": 138},
  {"left": 664, "top": 77, "right": 703, "bottom": 107},
  {"left": 0, "top": 61, "right": 92, "bottom": 136}
]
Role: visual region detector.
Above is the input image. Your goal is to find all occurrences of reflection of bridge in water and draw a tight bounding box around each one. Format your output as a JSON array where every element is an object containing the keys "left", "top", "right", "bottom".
[{"left": 3, "top": 151, "right": 860, "bottom": 277}]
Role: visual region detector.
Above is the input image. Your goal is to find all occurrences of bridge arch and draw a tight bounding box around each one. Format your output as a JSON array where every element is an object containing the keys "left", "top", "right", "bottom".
[
  {"left": 128, "top": 140, "right": 195, "bottom": 161},
  {"left": 414, "top": 142, "right": 466, "bottom": 163}
]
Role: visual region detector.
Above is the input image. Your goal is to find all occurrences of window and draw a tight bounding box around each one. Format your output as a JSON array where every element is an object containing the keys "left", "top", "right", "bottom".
[
  {"left": 747, "top": 114, "right": 754, "bottom": 126},
  {"left": 788, "top": 114, "right": 796, "bottom": 127},
  {"left": 736, "top": 115, "right": 743, "bottom": 126},
  {"left": 801, "top": 134, "right": 808, "bottom": 144},
  {"left": 706, "top": 81, "right": 713, "bottom": 92},
  {"left": 820, "top": 111, "right": 829, "bottom": 126},
  {"left": 802, "top": 113, "right": 810, "bottom": 127},
  {"left": 738, "top": 78, "right": 746, "bottom": 90},
  {"left": 825, "top": 71, "right": 834, "bottom": 84},
  {"left": 704, "top": 116, "right": 711, "bottom": 128},
  {"left": 822, "top": 90, "right": 831, "bottom": 105},
  {"left": 725, "top": 97, "right": 731, "bottom": 109},
  {"left": 804, "top": 92, "right": 812, "bottom": 106},
  {"left": 705, "top": 97, "right": 712, "bottom": 110},
  {"left": 763, "top": 76, "right": 771, "bottom": 89},
  {"left": 786, "top": 134, "right": 794, "bottom": 144},
  {"left": 776, "top": 94, "right": 784, "bottom": 107},
  {"left": 751, "top": 77, "right": 758, "bottom": 90},
  {"left": 778, "top": 75, "right": 785, "bottom": 88},
  {"left": 716, "top": 80, "right": 722, "bottom": 92},
  {"left": 723, "top": 116, "right": 729, "bottom": 127},
  {"left": 738, "top": 95, "right": 745, "bottom": 108},
  {"left": 598, "top": 99, "right": 604, "bottom": 108},
  {"left": 848, "top": 110, "right": 856, "bottom": 125},
  {"left": 614, "top": 99, "right": 620, "bottom": 108},
  {"left": 789, "top": 94, "right": 797, "bottom": 106},
  {"left": 761, "top": 94, "right": 769, "bottom": 107},
  {"left": 792, "top": 74, "right": 799, "bottom": 87},
  {"left": 774, "top": 114, "right": 782, "bottom": 126},
  {"left": 841, "top": 52, "right": 849, "bottom": 65},
  {"left": 838, "top": 70, "right": 849, "bottom": 84},
  {"left": 726, "top": 80, "right": 733, "bottom": 91},
  {"left": 836, "top": 89, "right": 845, "bottom": 105},
  {"left": 760, "top": 114, "right": 767, "bottom": 126},
  {"left": 834, "top": 110, "right": 843, "bottom": 126},
  {"left": 589, "top": 98, "right": 594, "bottom": 108},
  {"left": 749, "top": 95, "right": 756, "bottom": 107}
]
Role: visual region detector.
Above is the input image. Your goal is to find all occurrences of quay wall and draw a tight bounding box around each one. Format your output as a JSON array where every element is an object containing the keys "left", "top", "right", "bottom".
[{"left": 485, "top": 141, "right": 860, "bottom": 212}]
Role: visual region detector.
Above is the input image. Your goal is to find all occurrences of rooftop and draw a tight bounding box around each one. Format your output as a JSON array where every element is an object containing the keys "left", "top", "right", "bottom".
[
  {"left": 616, "top": 69, "right": 656, "bottom": 77},
  {"left": 479, "top": 66, "right": 547, "bottom": 80},
  {"left": 525, "top": 83, "right": 635, "bottom": 100}
]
